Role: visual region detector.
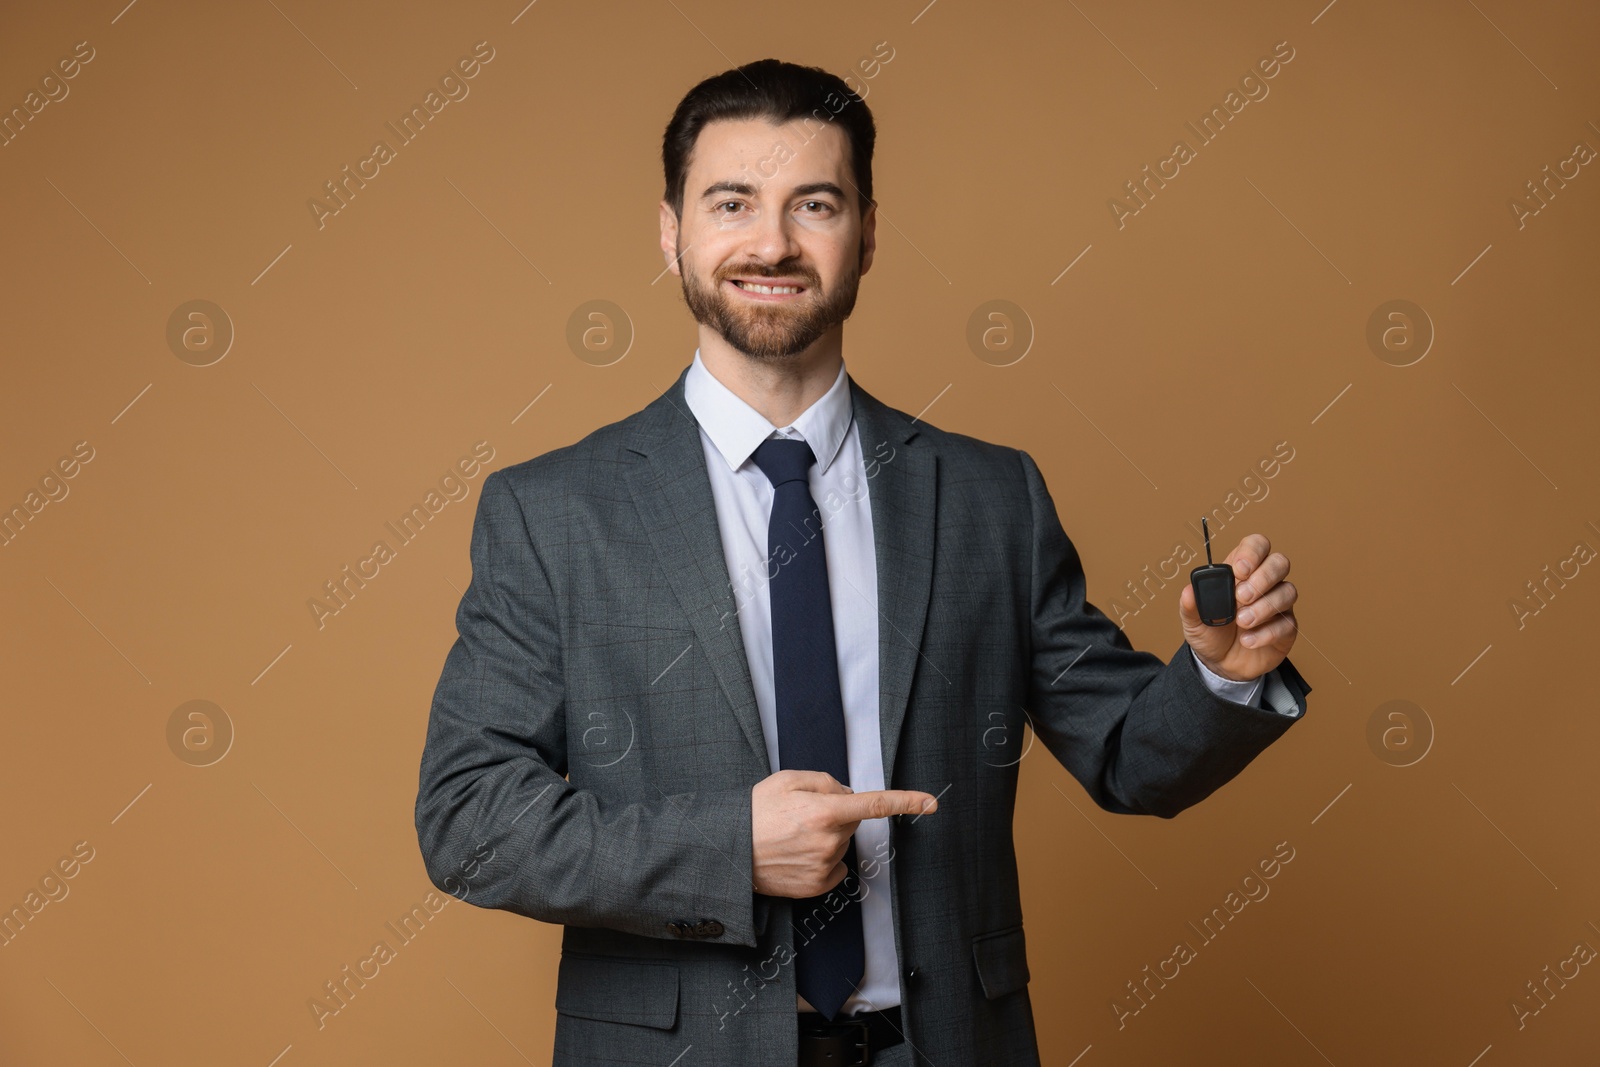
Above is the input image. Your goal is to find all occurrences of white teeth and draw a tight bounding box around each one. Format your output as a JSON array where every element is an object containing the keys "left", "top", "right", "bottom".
[{"left": 733, "top": 280, "right": 801, "bottom": 295}]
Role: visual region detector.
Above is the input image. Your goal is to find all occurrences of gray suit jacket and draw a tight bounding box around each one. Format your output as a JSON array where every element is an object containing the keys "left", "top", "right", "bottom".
[{"left": 414, "top": 363, "right": 1310, "bottom": 1066}]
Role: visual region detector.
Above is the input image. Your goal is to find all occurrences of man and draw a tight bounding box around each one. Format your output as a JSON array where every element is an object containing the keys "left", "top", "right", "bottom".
[{"left": 414, "top": 58, "right": 1310, "bottom": 1067}]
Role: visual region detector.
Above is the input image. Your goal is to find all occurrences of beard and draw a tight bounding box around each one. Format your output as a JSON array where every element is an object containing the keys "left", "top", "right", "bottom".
[{"left": 678, "top": 242, "right": 862, "bottom": 361}]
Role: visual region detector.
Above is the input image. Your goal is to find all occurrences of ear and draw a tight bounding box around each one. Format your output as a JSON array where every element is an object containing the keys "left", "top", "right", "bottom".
[{"left": 658, "top": 200, "right": 683, "bottom": 278}]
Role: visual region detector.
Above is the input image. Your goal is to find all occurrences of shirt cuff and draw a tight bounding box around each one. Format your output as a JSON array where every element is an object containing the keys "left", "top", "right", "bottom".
[
  {"left": 1189, "top": 650, "right": 1302, "bottom": 718},
  {"left": 1257, "top": 667, "right": 1303, "bottom": 718},
  {"left": 1190, "top": 649, "right": 1266, "bottom": 708}
]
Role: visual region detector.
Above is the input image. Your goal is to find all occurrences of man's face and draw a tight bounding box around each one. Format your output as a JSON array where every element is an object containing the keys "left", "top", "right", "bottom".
[{"left": 660, "top": 117, "right": 876, "bottom": 362}]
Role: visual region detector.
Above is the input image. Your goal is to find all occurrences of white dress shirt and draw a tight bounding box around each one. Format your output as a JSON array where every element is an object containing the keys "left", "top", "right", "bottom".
[{"left": 682, "top": 349, "right": 1296, "bottom": 1016}]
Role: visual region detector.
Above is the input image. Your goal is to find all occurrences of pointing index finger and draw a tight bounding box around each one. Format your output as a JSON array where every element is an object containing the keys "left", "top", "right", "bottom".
[{"left": 826, "top": 789, "right": 939, "bottom": 825}]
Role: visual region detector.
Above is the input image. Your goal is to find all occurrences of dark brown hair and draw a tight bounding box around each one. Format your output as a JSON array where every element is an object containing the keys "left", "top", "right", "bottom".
[{"left": 661, "top": 58, "right": 876, "bottom": 219}]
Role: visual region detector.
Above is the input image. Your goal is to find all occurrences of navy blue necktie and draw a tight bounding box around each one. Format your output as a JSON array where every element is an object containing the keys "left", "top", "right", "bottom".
[{"left": 751, "top": 436, "right": 864, "bottom": 1021}]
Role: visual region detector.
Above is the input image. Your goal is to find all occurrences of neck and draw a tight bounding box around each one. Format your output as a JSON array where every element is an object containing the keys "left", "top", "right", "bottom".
[{"left": 696, "top": 328, "right": 844, "bottom": 428}]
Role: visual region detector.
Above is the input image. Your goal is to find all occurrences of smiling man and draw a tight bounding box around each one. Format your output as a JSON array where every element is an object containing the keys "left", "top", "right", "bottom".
[{"left": 415, "top": 58, "right": 1312, "bottom": 1067}]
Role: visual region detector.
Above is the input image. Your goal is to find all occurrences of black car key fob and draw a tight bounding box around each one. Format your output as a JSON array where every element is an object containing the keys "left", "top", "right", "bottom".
[{"left": 1189, "top": 516, "right": 1236, "bottom": 626}]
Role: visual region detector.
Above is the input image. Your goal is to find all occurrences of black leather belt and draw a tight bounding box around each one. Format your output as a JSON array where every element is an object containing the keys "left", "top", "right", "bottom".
[{"left": 797, "top": 1005, "right": 903, "bottom": 1066}]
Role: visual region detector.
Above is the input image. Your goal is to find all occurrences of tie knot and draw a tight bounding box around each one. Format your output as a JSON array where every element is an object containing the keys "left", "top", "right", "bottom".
[{"left": 751, "top": 437, "right": 816, "bottom": 488}]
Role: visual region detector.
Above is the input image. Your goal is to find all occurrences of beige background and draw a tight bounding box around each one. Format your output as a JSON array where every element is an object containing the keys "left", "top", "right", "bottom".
[{"left": 2, "top": 0, "right": 1597, "bottom": 1063}]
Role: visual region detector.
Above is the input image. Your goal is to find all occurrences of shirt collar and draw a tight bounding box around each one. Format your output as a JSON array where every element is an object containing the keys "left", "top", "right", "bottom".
[{"left": 683, "top": 348, "right": 853, "bottom": 476}]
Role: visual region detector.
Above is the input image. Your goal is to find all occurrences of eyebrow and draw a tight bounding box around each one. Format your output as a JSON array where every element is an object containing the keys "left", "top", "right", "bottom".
[{"left": 699, "top": 180, "right": 848, "bottom": 202}]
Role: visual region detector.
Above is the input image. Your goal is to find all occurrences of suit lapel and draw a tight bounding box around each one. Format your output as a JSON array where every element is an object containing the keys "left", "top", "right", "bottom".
[
  {"left": 622, "top": 366, "right": 939, "bottom": 785},
  {"left": 624, "top": 368, "right": 771, "bottom": 771},
  {"left": 848, "top": 375, "right": 937, "bottom": 786}
]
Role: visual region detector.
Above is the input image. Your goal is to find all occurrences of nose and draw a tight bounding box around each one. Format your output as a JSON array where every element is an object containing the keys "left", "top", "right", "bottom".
[{"left": 745, "top": 201, "right": 802, "bottom": 266}]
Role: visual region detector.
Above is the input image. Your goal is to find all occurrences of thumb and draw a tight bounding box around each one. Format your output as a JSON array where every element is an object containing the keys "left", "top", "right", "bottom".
[{"left": 1177, "top": 582, "right": 1204, "bottom": 630}]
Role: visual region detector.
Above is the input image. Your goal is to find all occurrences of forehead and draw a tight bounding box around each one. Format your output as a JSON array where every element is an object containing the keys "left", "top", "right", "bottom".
[{"left": 686, "top": 116, "right": 852, "bottom": 191}]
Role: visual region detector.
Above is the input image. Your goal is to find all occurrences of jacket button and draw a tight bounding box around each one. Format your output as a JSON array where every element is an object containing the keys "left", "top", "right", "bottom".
[
  {"left": 695, "top": 919, "right": 724, "bottom": 938},
  {"left": 666, "top": 921, "right": 686, "bottom": 937}
]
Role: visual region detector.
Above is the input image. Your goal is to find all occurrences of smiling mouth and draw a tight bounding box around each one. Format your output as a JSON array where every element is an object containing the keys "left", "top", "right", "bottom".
[{"left": 727, "top": 278, "right": 808, "bottom": 298}]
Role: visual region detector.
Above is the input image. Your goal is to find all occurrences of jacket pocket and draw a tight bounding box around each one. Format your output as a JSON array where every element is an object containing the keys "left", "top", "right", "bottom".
[
  {"left": 971, "top": 923, "right": 1030, "bottom": 1000},
  {"left": 555, "top": 954, "right": 679, "bottom": 1029}
]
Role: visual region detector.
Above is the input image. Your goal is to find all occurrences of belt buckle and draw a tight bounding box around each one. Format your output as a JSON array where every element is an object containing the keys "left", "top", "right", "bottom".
[
  {"left": 842, "top": 1017, "right": 870, "bottom": 1067},
  {"left": 799, "top": 1015, "right": 871, "bottom": 1067}
]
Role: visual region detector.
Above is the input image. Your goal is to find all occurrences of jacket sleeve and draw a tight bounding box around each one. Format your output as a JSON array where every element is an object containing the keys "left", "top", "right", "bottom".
[
  {"left": 1017, "top": 449, "right": 1310, "bottom": 819},
  {"left": 413, "top": 468, "right": 762, "bottom": 945}
]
